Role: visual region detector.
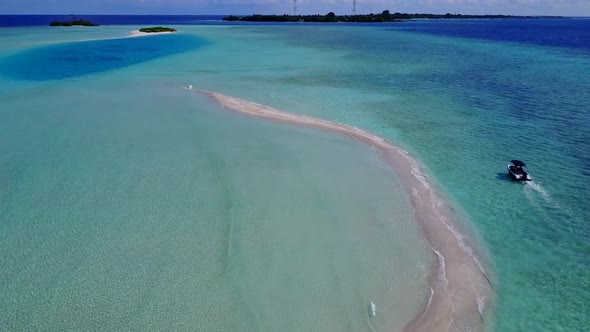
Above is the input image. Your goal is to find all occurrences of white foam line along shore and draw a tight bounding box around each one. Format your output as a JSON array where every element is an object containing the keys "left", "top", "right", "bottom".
[{"left": 196, "top": 89, "right": 494, "bottom": 332}]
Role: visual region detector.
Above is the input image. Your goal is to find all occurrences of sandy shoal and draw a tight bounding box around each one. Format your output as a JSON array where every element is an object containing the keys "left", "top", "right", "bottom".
[{"left": 197, "top": 89, "right": 494, "bottom": 332}]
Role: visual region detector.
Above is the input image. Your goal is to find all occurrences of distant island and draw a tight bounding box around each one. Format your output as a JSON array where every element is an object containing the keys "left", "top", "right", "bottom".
[
  {"left": 224, "top": 10, "right": 563, "bottom": 23},
  {"left": 139, "top": 27, "right": 177, "bottom": 33},
  {"left": 50, "top": 18, "right": 99, "bottom": 27}
]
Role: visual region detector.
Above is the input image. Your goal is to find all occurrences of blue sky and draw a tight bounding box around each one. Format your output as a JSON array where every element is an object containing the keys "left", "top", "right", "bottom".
[{"left": 1, "top": 0, "right": 589, "bottom": 16}]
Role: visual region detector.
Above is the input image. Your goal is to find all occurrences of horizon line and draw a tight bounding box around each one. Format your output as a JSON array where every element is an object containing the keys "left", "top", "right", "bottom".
[{"left": 0, "top": 13, "right": 583, "bottom": 17}]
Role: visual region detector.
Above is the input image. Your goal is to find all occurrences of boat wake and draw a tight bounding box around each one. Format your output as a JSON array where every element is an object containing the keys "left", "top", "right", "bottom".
[
  {"left": 523, "top": 180, "right": 581, "bottom": 228},
  {"left": 523, "top": 181, "right": 563, "bottom": 213},
  {"left": 525, "top": 181, "right": 551, "bottom": 202}
]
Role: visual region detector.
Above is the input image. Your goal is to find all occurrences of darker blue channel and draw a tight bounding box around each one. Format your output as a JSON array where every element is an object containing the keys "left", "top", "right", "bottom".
[
  {"left": 0, "top": 33, "right": 206, "bottom": 81},
  {"left": 391, "top": 19, "right": 590, "bottom": 53}
]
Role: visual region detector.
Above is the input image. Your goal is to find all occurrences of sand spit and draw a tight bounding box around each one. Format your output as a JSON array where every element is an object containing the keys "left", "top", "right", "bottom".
[
  {"left": 197, "top": 90, "right": 494, "bottom": 332},
  {"left": 128, "top": 30, "right": 175, "bottom": 38}
]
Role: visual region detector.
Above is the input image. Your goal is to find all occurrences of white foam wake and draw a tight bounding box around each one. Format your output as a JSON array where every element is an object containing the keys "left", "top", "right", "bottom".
[{"left": 525, "top": 181, "right": 551, "bottom": 202}]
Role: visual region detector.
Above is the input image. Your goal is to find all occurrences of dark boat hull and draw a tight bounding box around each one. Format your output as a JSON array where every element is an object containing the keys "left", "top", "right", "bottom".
[{"left": 507, "top": 165, "right": 531, "bottom": 181}]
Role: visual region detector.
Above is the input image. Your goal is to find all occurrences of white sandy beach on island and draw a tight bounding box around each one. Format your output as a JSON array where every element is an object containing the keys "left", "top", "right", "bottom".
[
  {"left": 128, "top": 30, "right": 175, "bottom": 38},
  {"left": 195, "top": 89, "right": 494, "bottom": 332},
  {"left": 26, "top": 29, "right": 177, "bottom": 45}
]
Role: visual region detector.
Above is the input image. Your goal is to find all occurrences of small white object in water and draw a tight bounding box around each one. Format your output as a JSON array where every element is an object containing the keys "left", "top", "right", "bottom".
[
  {"left": 370, "top": 301, "right": 376, "bottom": 317},
  {"left": 188, "top": 85, "right": 193, "bottom": 90}
]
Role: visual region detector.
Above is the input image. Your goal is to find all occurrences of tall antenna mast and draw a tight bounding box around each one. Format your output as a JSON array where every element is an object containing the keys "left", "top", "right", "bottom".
[
  {"left": 353, "top": 0, "right": 356, "bottom": 15},
  {"left": 293, "top": 0, "right": 298, "bottom": 16}
]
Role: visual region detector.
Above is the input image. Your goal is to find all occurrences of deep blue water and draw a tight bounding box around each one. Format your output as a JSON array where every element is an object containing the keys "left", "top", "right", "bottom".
[
  {"left": 3, "top": 15, "right": 589, "bottom": 50},
  {"left": 0, "top": 34, "right": 206, "bottom": 80},
  {"left": 0, "top": 15, "right": 226, "bottom": 27},
  {"left": 397, "top": 19, "right": 590, "bottom": 53}
]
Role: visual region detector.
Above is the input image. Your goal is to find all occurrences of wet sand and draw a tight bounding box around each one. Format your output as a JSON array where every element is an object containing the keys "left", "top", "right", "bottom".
[{"left": 196, "top": 89, "right": 494, "bottom": 332}]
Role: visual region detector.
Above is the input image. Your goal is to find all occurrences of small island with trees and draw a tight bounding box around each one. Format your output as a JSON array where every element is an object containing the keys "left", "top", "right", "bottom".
[
  {"left": 49, "top": 18, "right": 99, "bottom": 26},
  {"left": 139, "top": 27, "right": 177, "bottom": 33},
  {"left": 224, "top": 10, "right": 563, "bottom": 23}
]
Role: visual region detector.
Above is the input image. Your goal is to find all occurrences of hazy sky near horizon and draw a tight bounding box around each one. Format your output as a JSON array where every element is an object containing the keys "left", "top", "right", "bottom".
[{"left": 1, "top": 0, "right": 589, "bottom": 16}]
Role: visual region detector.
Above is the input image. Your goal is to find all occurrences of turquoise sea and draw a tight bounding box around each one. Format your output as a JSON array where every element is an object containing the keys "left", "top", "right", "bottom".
[{"left": 1, "top": 19, "right": 589, "bottom": 331}]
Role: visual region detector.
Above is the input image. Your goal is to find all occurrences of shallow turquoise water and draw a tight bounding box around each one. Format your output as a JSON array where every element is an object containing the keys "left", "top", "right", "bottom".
[
  {"left": 0, "top": 29, "right": 430, "bottom": 331},
  {"left": 1, "top": 22, "right": 589, "bottom": 331},
  {"left": 154, "top": 24, "right": 588, "bottom": 330},
  {"left": 181, "top": 25, "right": 589, "bottom": 330}
]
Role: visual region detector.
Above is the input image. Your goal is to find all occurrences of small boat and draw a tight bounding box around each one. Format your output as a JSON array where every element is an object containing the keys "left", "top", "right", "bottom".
[{"left": 507, "top": 160, "right": 531, "bottom": 181}]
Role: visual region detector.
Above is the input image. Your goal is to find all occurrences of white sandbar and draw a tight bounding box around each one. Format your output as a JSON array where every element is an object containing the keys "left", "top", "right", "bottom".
[{"left": 198, "top": 89, "right": 494, "bottom": 332}]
